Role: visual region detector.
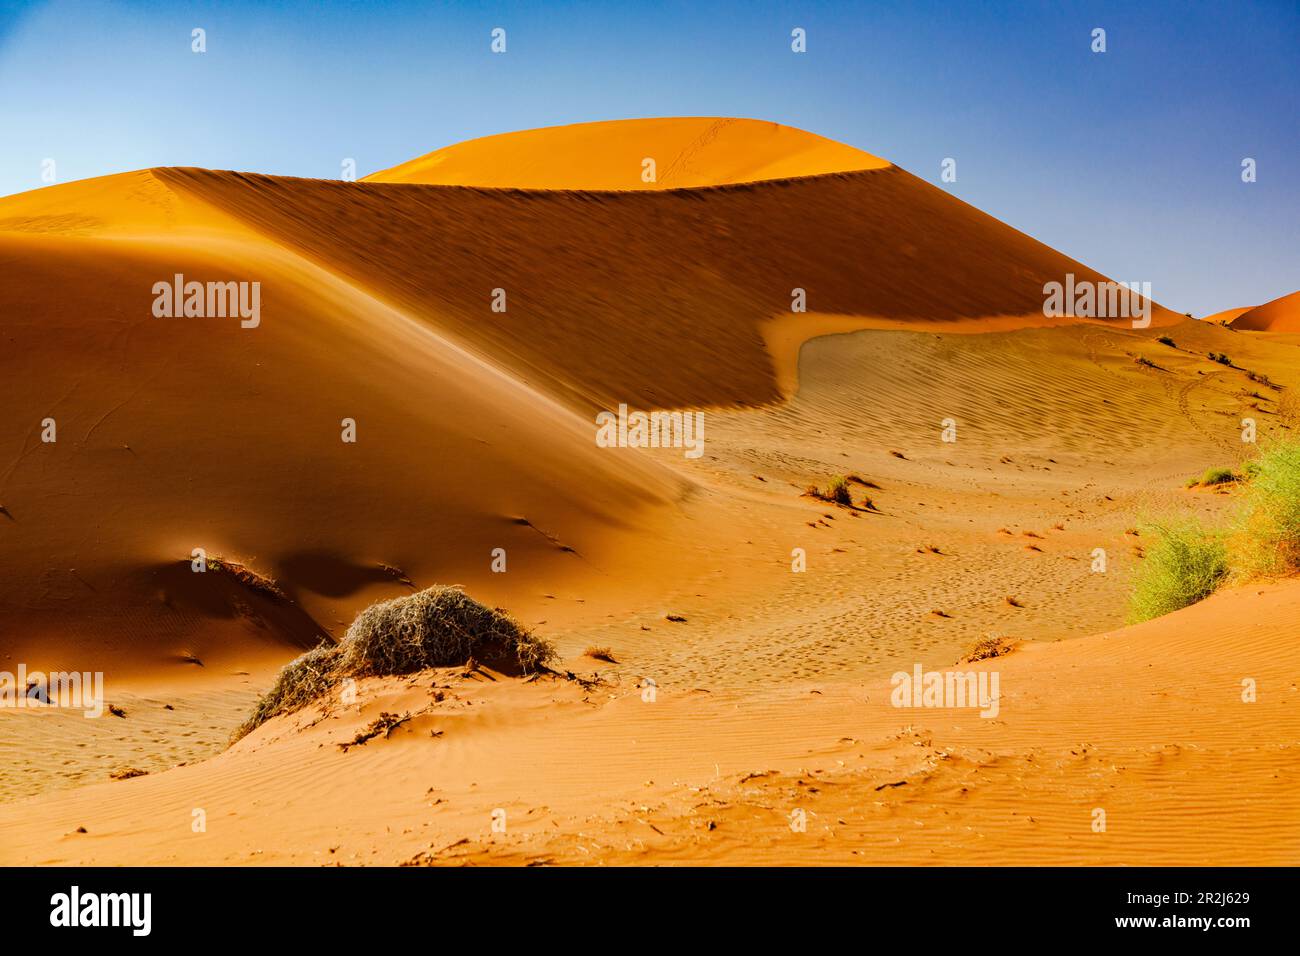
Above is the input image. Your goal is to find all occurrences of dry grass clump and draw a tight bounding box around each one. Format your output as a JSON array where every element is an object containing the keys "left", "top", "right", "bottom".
[
  {"left": 232, "top": 587, "right": 554, "bottom": 743},
  {"left": 804, "top": 476, "right": 853, "bottom": 506},
  {"left": 232, "top": 642, "right": 342, "bottom": 741},
  {"left": 340, "top": 587, "right": 552, "bottom": 676},
  {"left": 207, "top": 556, "right": 287, "bottom": 601},
  {"left": 584, "top": 645, "right": 617, "bottom": 663},
  {"left": 959, "top": 636, "right": 1017, "bottom": 664},
  {"left": 1186, "top": 465, "right": 1237, "bottom": 488}
]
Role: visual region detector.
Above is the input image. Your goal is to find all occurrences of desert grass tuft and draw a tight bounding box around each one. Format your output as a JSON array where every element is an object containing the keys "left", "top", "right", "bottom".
[
  {"left": 1128, "top": 517, "right": 1228, "bottom": 623},
  {"left": 1194, "top": 466, "right": 1238, "bottom": 487},
  {"left": 1235, "top": 438, "right": 1300, "bottom": 578}
]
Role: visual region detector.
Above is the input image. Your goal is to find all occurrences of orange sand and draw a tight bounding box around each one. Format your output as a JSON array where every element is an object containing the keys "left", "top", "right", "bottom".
[
  {"left": 0, "top": 118, "right": 1294, "bottom": 865},
  {"left": 364, "top": 116, "right": 889, "bottom": 188}
]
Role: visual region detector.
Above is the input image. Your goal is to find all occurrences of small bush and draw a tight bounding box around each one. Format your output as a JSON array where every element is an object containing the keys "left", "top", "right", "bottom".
[
  {"left": 1208, "top": 352, "right": 1232, "bottom": 366},
  {"left": 1128, "top": 518, "right": 1228, "bottom": 623},
  {"left": 1156, "top": 335, "right": 1176, "bottom": 347},
  {"left": 825, "top": 475, "right": 853, "bottom": 506},
  {"left": 233, "top": 587, "right": 554, "bottom": 742},
  {"left": 341, "top": 587, "right": 552, "bottom": 677},
  {"left": 1237, "top": 439, "right": 1300, "bottom": 577},
  {"left": 1198, "top": 466, "right": 1237, "bottom": 486},
  {"left": 233, "top": 642, "right": 341, "bottom": 741}
]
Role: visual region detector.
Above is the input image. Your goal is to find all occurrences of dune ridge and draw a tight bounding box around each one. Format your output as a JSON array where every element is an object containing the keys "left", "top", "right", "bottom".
[
  {"left": 156, "top": 163, "right": 1177, "bottom": 413},
  {"left": 363, "top": 117, "right": 890, "bottom": 189}
]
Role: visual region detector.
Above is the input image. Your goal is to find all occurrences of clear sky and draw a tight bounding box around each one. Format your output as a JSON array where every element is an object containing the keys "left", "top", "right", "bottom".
[{"left": 1, "top": 0, "right": 1295, "bottom": 315}]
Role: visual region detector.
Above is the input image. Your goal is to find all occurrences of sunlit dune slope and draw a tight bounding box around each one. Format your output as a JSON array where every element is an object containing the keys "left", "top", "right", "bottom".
[
  {"left": 1228, "top": 289, "right": 1300, "bottom": 332},
  {"left": 160, "top": 163, "right": 1174, "bottom": 411},
  {"left": 363, "top": 117, "right": 889, "bottom": 189}
]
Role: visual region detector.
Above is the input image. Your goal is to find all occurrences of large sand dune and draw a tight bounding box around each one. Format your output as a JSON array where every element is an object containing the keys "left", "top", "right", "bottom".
[{"left": 1, "top": 118, "right": 1294, "bottom": 865}]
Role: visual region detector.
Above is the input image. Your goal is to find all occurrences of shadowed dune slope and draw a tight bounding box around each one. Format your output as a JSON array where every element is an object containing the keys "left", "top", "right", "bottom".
[
  {"left": 159, "top": 164, "right": 1174, "bottom": 411},
  {"left": 0, "top": 175, "right": 684, "bottom": 675},
  {"left": 1228, "top": 289, "right": 1300, "bottom": 332},
  {"left": 363, "top": 117, "right": 890, "bottom": 189}
]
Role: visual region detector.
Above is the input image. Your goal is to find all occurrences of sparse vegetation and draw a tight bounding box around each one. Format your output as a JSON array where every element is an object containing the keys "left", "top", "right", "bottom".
[
  {"left": 1236, "top": 439, "right": 1300, "bottom": 577},
  {"left": 825, "top": 475, "right": 852, "bottom": 506},
  {"left": 207, "top": 556, "right": 287, "bottom": 601},
  {"left": 584, "top": 645, "right": 617, "bottom": 663},
  {"left": 1128, "top": 517, "right": 1229, "bottom": 623},
  {"left": 960, "top": 636, "right": 1017, "bottom": 664},
  {"left": 233, "top": 587, "right": 553, "bottom": 742},
  {"left": 341, "top": 587, "right": 551, "bottom": 677},
  {"left": 1208, "top": 351, "right": 1232, "bottom": 366},
  {"left": 1140, "top": 439, "right": 1300, "bottom": 617},
  {"left": 1156, "top": 335, "right": 1176, "bottom": 347},
  {"left": 1189, "top": 466, "right": 1238, "bottom": 487},
  {"left": 805, "top": 475, "right": 854, "bottom": 506}
]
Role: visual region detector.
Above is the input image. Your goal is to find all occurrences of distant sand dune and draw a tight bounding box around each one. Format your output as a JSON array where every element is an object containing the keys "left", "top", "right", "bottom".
[
  {"left": 363, "top": 117, "right": 890, "bottom": 189},
  {"left": 1227, "top": 289, "right": 1300, "bottom": 332}
]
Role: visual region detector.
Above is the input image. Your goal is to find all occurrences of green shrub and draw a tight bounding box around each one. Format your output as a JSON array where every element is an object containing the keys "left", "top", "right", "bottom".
[
  {"left": 1237, "top": 439, "right": 1300, "bottom": 577},
  {"left": 1128, "top": 518, "right": 1229, "bottom": 623},
  {"left": 825, "top": 475, "right": 853, "bottom": 506},
  {"left": 1199, "top": 466, "right": 1237, "bottom": 486}
]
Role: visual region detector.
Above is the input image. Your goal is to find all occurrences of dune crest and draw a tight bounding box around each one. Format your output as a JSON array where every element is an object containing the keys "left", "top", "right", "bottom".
[
  {"left": 363, "top": 117, "right": 889, "bottom": 189},
  {"left": 1226, "top": 289, "right": 1300, "bottom": 332}
]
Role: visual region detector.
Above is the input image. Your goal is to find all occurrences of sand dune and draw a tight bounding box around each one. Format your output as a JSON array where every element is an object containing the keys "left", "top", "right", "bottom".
[
  {"left": 364, "top": 117, "right": 889, "bottom": 189},
  {"left": 157, "top": 162, "right": 1175, "bottom": 412},
  {"left": 1226, "top": 289, "right": 1300, "bottom": 332},
  {"left": 0, "top": 170, "right": 685, "bottom": 678},
  {"left": 1, "top": 118, "right": 1294, "bottom": 867},
  {"left": 0, "top": 136, "right": 1183, "bottom": 680}
]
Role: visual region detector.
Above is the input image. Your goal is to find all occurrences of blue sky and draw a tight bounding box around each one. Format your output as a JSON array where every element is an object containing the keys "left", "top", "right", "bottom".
[{"left": 1, "top": 0, "right": 1295, "bottom": 314}]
